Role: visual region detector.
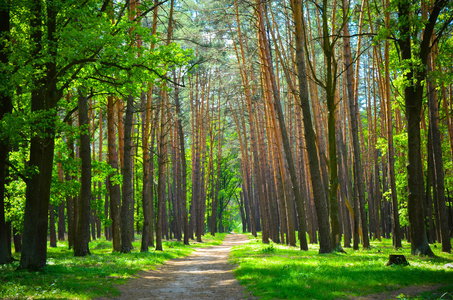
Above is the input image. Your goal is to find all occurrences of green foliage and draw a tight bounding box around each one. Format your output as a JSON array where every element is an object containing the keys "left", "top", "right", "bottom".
[
  {"left": 4, "top": 179, "right": 25, "bottom": 231},
  {"left": 231, "top": 236, "right": 453, "bottom": 300},
  {"left": 377, "top": 131, "right": 411, "bottom": 226}
]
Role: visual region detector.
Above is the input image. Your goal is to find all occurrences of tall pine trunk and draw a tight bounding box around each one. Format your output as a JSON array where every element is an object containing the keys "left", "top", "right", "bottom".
[
  {"left": 290, "top": 0, "right": 332, "bottom": 253},
  {"left": 107, "top": 96, "right": 121, "bottom": 252},
  {"left": 121, "top": 95, "right": 135, "bottom": 253}
]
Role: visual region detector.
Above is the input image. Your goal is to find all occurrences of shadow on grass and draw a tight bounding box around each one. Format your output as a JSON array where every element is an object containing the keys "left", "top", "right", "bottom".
[
  {"left": 232, "top": 240, "right": 453, "bottom": 300},
  {"left": 1, "top": 240, "right": 194, "bottom": 299}
]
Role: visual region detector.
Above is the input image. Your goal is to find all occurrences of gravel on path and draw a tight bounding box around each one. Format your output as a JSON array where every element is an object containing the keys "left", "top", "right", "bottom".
[{"left": 97, "top": 233, "right": 252, "bottom": 300}]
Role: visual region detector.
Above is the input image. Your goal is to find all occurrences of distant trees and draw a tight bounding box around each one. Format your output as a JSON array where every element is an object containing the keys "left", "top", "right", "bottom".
[{"left": 1, "top": 0, "right": 453, "bottom": 271}]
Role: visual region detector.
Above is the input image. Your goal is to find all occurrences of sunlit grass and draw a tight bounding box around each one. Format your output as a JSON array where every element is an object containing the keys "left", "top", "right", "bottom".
[
  {"left": 0, "top": 233, "right": 226, "bottom": 299},
  {"left": 230, "top": 235, "right": 453, "bottom": 299}
]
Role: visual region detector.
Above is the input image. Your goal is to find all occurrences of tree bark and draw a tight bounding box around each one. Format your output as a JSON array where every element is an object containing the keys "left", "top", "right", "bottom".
[
  {"left": 427, "top": 53, "right": 451, "bottom": 253},
  {"left": 74, "top": 90, "right": 91, "bottom": 257},
  {"left": 342, "top": 1, "right": 369, "bottom": 249},
  {"left": 156, "top": 100, "right": 167, "bottom": 251},
  {"left": 233, "top": 0, "right": 269, "bottom": 243},
  {"left": 291, "top": 0, "right": 332, "bottom": 253},
  {"left": 49, "top": 205, "right": 57, "bottom": 247},
  {"left": 19, "top": 0, "right": 61, "bottom": 269},
  {"left": 107, "top": 95, "right": 121, "bottom": 252},
  {"left": 384, "top": 0, "right": 401, "bottom": 249},
  {"left": 174, "top": 76, "right": 190, "bottom": 245},
  {"left": 0, "top": 0, "right": 13, "bottom": 264},
  {"left": 65, "top": 111, "right": 76, "bottom": 249},
  {"left": 141, "top": 0, "right": 159, "bottom": 252},
  {"left": 397, "top": 0, "right": 446, "bottom": 256},
  {"left": 121, "top": 95, "right": 135, "bottom": 253}
]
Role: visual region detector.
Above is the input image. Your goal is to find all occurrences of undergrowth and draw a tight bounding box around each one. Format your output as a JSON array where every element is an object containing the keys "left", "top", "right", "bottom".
[
  {"left": 0, "top": 233, "right": 226, "bottom": 299},
  {"left": 230, "top": 235, "right": 453, "bottom": 300}
]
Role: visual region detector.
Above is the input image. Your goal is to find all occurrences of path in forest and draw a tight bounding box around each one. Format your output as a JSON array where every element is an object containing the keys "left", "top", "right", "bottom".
[{"left": 98, "top": 234, "right": 252, "bottom": 300}]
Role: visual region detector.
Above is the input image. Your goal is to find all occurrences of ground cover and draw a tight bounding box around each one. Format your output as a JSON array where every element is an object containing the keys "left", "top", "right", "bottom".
[
  {"left": 0, "top": 233, "right": 226, "bottom": 299},
  {"left": 230, "top": 236, "right": 453, "bottom": 299}
]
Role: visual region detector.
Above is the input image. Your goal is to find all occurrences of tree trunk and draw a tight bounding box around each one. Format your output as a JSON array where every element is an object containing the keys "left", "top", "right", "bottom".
[
  {"left": 155, "top": 118, "right": 165, "bottom": 251},
  {"left": 19, "top": 0, "right": 62, "bottom": 270},
  {"left": 397, "top": 0, "right": 445, "bottom": 256},
  {"left": 56, "top": 161, "right": 66, "bottom": 242},
  {"left": 65, "top": 112, "right": 76, "bottom": 249},
  {"left": 291, "top": 0, "right": 332, "bottom": 253},
  {"left": 121, "top": 95, "right": 135, "bottom": 253},
  {"left": 427, "top": 54, "right": 451, "bottom": 253},
  {"left": 0, "top": 0, "right": 12, "bottom": 264},
  {"left": 211, "top": 103, "right": 223, "bottom": 236},
  {"left": 174, "top": 76, "right": 190, "bottom": 245},
  {"left": 18, "top": 0, "right": 51, "bottom": 270},
  {"left": 57, "top": 201, "right": 65, "bottom": 241},
  {"left": 141, "top": 90, "right": 152, "bottom": 252},
  {"left": 233, "top": 0, "right": 269, "bottom": 243},
  {"left": 384, "top": 0, "right": 402, "bottom": 249},
  {"left": 107, "top": 95, "right": 121, "bottom": 252},
  {"left": 74, "top": 90, "right": 91, "bottom": 257},
  {"left": 342, "top": 3, "right": 369, "bottom": 249},
  {"left": 49, "top": 205, "right": 57, "bottom": 247},
  {"left": 140, "top": 0, "right": 158, "bottom": 252}
]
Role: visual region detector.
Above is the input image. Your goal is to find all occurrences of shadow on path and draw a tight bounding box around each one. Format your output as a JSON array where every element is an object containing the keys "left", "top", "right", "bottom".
[{"left": 97, "top": 234, "right": 251, "bottom": 300}]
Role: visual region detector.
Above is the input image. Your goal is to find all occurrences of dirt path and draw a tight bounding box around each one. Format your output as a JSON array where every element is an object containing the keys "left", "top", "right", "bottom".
[{"left": 99, "top": 234, "right": 251, "bottom": 300}]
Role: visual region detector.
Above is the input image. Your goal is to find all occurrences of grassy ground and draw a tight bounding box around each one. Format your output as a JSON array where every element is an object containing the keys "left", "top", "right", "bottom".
[
  {"left": 230, "top": 235, "right": 453, "bottom": 300},
  {"left": 0, "top": 233, "right": 226, "bottom": 299}
]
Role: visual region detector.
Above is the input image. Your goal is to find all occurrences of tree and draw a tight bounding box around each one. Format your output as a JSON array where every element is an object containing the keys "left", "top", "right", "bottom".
[
  {"left": 13, "top": 0, "right": 190, "bottom": 269},
  {"left": 74, "top": 90, "right": 91, "bottom": 257},
  {"left": 120, "top": 95, "right": 135, "bottom": 253},
  {"left": 342, "top": 0, "right": 369, "bottom": 250},
  {"left": 256, "top": 0, "right": 308, "bottom": 250},
  {"left": 395, "top": 0, "right": 451, "bottom": 256},
  {"left": 427, "top": 54, "right": 451, "bottom": 253},
  {"left": 175, "top": 75, "right": 190, "bottom": 245},
  {"left": 384, "top": 0, "right": 401, "bottom": 249},
  {"left": 19, "top": 0, "right": 61, "bottom": 270},
  {"left": 107, "top": 96, "right": 122, "bottom": 252},
  {"left": 0, "top": 0, "right": 13, "bottom": 264},
  {"left": 290, "top": 0, "right": 332, "bottom": 253}
]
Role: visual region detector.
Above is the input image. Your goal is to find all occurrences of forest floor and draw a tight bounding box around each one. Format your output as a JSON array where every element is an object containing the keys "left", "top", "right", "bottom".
[
  {"left": 96, "top": 233, "right": 253, "bottom": 300},
  {"left": 354, "top": 284, "right": 447, "bottom": 299}
]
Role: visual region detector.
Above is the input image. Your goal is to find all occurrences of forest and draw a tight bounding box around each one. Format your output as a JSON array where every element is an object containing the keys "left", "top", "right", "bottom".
[{"left": 0, "top": 0, "right": 453, "bottom": 289}]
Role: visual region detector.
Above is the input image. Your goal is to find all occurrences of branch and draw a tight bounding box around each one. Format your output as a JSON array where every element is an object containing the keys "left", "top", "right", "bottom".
[
  {"left": 431, "top": 13, "right": 453, "bottom": 47},
  {"left": 134, "top": 0, "right": 170, "bottom": 22},
  {"left": 420, "top": 0, "right": 447, "bottom": 63},
  {"left": 100, "top": 0, "right": 111, "bottom": 13},
  {"left": 57, "top": 64, "right": 85, "bottom": 96},
  {"left": 55, "top": 55, "right": 98, "bottom": 81},
  {"left": 4, "top": 161, "right": 28, "bottom": 183},
  {"left": 333, "top": 32, "right": 377, "bottom": 39},
  {"left": 99, "top": 61, "right": 185, "bottom": 87},
  {"left": 63, "top": 105, "right": 78, "bottom": 123},
  {"left": 115, "top": 0, "right": 130, "bottom": 27}
]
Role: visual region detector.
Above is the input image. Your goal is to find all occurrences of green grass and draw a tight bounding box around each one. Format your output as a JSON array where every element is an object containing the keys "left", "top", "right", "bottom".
[
  {"left": 230, "top": 235, "right": 453, "bottom": 300},
  {"left": 0, "top": 233, "right": 226, "bottom": 299}
]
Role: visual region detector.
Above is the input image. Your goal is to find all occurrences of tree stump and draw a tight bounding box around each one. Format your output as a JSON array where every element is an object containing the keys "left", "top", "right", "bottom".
[{"left": 386, "top": 254, "right": 409, "bottom": 266}]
